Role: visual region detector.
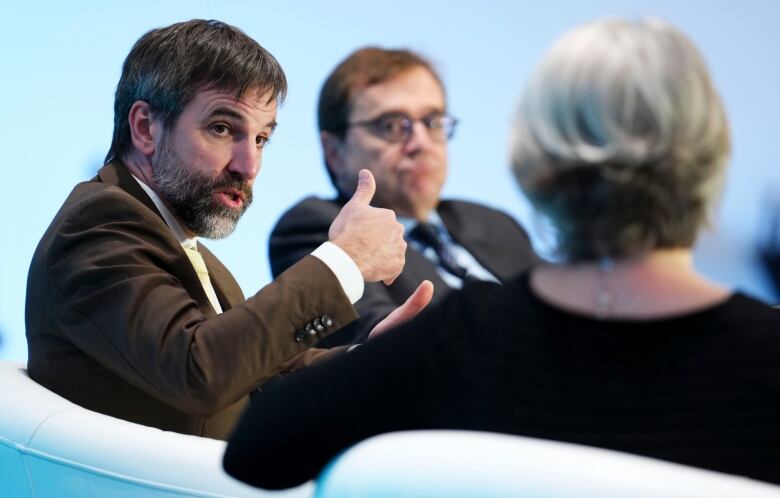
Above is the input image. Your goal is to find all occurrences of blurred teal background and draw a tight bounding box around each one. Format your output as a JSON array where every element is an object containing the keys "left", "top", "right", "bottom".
[{"left": 2, "top": 0, "right": 779, "bottom": 361}]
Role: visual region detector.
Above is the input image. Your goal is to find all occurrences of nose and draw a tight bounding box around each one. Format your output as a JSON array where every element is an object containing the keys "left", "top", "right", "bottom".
[
  {"left": 402, "top": 121, "right": 434, "bottom": 155},
  {"left": 228, "top": 140, "right": 262, "bottom": 181}
]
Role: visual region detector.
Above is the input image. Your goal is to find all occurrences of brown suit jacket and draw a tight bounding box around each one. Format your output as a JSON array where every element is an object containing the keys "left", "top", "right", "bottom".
[{"left": 25, "top": 161, "right": 357, "bottom": 439}]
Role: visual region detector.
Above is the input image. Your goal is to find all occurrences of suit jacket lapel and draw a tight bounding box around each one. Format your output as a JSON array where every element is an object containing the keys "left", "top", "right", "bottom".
[
  {"left": 97, "top": 160, "right": 231, "bottom": 316},
  {"left": 97, "top": 160, "right": 163, "bottom": 220},
  {"left": 437, "top": 201, "right": 488, "bottom": 244},
  {"left": 437, "top": 201, "right": 515, "bottom": 283},
  {"left": 197, "top": 243, "right": 246, "bottom": 310}
]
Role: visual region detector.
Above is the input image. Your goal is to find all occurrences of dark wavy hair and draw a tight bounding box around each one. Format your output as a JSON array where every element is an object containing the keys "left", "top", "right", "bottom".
[{"left": 106, "top": 19, "right": 287, "bottom": 163}]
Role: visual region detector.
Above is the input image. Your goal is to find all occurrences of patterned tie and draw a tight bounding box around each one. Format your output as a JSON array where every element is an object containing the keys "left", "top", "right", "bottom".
[
  {"left": 183, "top": 245, "right": 224, "bottom": 314},
  {"left": 409, "top": 222, "right": 473, "bottom": 282}
]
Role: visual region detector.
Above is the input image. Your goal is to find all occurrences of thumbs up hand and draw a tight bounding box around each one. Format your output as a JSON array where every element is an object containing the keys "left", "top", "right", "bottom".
[
  {"left": 328, "top": 170, "right": 406, "bottom": 284},
  {"left": 347, "top": 167, "right": 378, "bottom": 206}
]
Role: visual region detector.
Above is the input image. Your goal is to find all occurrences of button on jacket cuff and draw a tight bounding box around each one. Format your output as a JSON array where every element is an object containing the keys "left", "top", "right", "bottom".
[
  {"left": 311, "top": 242, "right": 364, "bottom": 304},
  {"left": 295, "top": 314, "right": 335, "bottom": 343}
]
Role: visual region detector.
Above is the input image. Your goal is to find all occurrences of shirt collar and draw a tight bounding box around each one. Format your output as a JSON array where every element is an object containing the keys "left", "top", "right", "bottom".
[
  {"left": 131, "top": 174, "right": 198, "bottom": 250},
  {"left": 399, "top": 211, "right": 447, "bottom": 239}
]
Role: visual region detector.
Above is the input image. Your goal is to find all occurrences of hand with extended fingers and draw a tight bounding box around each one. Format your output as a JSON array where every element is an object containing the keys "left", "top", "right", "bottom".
[
  {"left": 367, "top": 280, "right": 434, "bottom": 340},
  {"left": 329, "top": 169, "right": 407, "bottom": 285}
]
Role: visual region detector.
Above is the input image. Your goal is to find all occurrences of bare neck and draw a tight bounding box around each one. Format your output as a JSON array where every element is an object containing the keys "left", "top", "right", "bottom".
[{"left": 530, "top": 249, "right": 731, "bottom": 320}]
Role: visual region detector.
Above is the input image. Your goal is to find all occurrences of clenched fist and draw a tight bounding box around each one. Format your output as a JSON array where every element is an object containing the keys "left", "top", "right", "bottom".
[{"left": 329, "top": 169, "right": 406, "bottom": 284}]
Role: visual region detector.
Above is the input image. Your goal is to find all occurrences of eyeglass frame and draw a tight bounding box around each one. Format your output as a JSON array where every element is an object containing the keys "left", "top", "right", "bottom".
[{"left": 343, "top": 112, "right": 459, "bottom": 144}]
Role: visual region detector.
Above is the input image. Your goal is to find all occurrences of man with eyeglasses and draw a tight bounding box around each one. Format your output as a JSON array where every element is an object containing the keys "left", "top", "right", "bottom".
[{"left": 270, "top": 47, "right": 537, "bottom": 346}]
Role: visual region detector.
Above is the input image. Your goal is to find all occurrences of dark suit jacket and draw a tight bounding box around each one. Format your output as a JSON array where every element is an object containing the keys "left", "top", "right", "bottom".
[
  {"left": 25, "top": 161, "right": 357, "bottom": 439},
  {"left": 270, "top": 196, "right": 537, "bottom": 346}
]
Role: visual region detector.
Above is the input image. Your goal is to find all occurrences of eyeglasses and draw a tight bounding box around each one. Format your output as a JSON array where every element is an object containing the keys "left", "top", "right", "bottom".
[{"left": 346, "top": 112, "right": 458, "bottom": 143}]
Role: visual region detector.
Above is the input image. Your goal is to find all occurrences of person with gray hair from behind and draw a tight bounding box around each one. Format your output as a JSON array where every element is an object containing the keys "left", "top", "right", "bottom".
[{"left": 224, "top": 18, "right": 780, "bottom": 489}]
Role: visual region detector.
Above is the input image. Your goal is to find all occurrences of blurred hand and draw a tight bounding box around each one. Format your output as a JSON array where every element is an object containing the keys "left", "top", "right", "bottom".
[
  {"left": 329, "top": 169, "right": 406, "bottom": 285},
  {"left": 368, "top": 280, "right": 434, "bottom": 340}
]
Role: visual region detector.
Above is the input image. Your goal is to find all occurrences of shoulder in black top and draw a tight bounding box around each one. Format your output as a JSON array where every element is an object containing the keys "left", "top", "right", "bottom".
[{"left": 224, "top": 274, "right": 780, "bottom": 489}]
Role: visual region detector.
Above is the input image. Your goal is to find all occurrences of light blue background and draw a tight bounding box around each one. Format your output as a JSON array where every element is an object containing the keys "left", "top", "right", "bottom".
[{"left": 2, "top": 1, "right": 779, "bottom": 361}]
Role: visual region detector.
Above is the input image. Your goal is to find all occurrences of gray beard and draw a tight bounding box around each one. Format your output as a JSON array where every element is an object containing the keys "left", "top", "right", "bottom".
[{"left": 152, "top": 136, "right": 253, "bottom": 239}]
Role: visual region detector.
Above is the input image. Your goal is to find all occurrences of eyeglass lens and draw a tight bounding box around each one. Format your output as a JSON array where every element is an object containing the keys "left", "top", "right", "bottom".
[{"left": 375, "top": 114, "right": 456, "bottom": 143}]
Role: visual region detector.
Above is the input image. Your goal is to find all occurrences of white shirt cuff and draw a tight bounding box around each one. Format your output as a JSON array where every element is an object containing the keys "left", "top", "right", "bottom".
[{"left": 311, "top": 242, "right": 364, "bottom": 304}]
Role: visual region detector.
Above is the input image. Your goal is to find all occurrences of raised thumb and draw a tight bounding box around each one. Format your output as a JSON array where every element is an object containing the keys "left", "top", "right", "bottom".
[{"left": 349, "top": 169, "right": 376, "bottom": 205}]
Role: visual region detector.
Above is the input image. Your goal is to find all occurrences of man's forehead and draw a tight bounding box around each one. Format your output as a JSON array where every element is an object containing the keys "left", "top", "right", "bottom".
[
  {"left": 191, "top": 87, "right": 277, "bottom": 123},
  {"left": 349, "top": 67, "right": 445, "bottom": 117}
]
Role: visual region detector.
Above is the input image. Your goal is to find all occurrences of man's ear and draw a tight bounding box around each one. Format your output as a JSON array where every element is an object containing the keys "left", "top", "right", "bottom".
[
  {"left": 321, "top": 131, "right": 345, "bottom": 172},
  {"left": 128, "top": 101, "right": 160, "bottom": 156}
]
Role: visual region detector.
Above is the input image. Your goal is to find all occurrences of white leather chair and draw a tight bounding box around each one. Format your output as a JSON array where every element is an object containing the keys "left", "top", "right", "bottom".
[
  {"left": 315, "top": 430, "right": 780, "bottom": 498},
  {"left": 7, "top": 358, "right": 779, "bottom": 498},
  {"left": 0, "top": 360, "right": 312, "bottom": 498}
]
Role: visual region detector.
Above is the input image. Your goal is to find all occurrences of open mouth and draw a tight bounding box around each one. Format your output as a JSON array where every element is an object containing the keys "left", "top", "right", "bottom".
[{"left": 215, "top": 188, "right": 245, "bottom": 209}]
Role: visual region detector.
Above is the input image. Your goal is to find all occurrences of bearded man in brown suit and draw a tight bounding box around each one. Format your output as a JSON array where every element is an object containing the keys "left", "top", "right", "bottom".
[{"left": 25, "top": 19, "right": 431, "bottom": 440}]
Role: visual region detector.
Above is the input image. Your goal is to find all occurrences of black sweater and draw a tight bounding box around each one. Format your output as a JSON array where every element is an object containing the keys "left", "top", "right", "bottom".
[{"left": 224, "top": 275, "right": 780, "bottom": 489}]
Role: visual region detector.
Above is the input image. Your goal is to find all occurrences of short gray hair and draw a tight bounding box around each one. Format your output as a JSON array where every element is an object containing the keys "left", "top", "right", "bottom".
[{"left": 510, "top": 18, "right": 730, "bottom": 262}]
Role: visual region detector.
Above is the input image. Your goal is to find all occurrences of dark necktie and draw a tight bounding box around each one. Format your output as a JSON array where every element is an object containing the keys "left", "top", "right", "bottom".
[{"left": 409, "top": 222, "right": 473, "bottom": 282}]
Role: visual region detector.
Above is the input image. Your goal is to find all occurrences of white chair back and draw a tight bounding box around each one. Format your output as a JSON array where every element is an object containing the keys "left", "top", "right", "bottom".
[
  {"left": 316, "top": 430, "right": 780, "bottom": 498},
  {"left": 0, "top": 361, "right": 311, "bottom": 498}
]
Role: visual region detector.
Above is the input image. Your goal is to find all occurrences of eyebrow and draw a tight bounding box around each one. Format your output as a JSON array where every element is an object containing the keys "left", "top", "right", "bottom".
[
  {"left": 206, "top": 106, "right": 278, "bottom": 131},
  {"left": 369, "top": 107, "right": 446, "bottom": 120}
]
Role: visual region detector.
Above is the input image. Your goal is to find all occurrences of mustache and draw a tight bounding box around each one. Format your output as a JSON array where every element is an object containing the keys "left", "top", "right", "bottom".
[{"left": 207, "top": 174, "right": 253, "bottom": 199}]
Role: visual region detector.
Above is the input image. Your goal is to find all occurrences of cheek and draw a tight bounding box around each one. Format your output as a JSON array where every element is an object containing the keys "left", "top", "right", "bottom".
[
  {"left": 428, "top": 149, "right": 448, "bottom": 186},
  {"left": 375, "top": 145, "right": 409, "bottom": 175},
  {"left": 362, "top": 144, "right": 388, "bottom": 165},
  {"left": 437, "top": 157, "right": 448, "bottom": 181},
  {"left": 189, "top": 145, "right": 227, "bottom": 175},
  {"left": 347, "top": 145, "right": 395, "bottom": 179},
  {"left": 170, "top": 136, "right": 199, "bottom": 165},
  {"left": 434, "top": 145, "right": 447, "bottom": 168}
]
